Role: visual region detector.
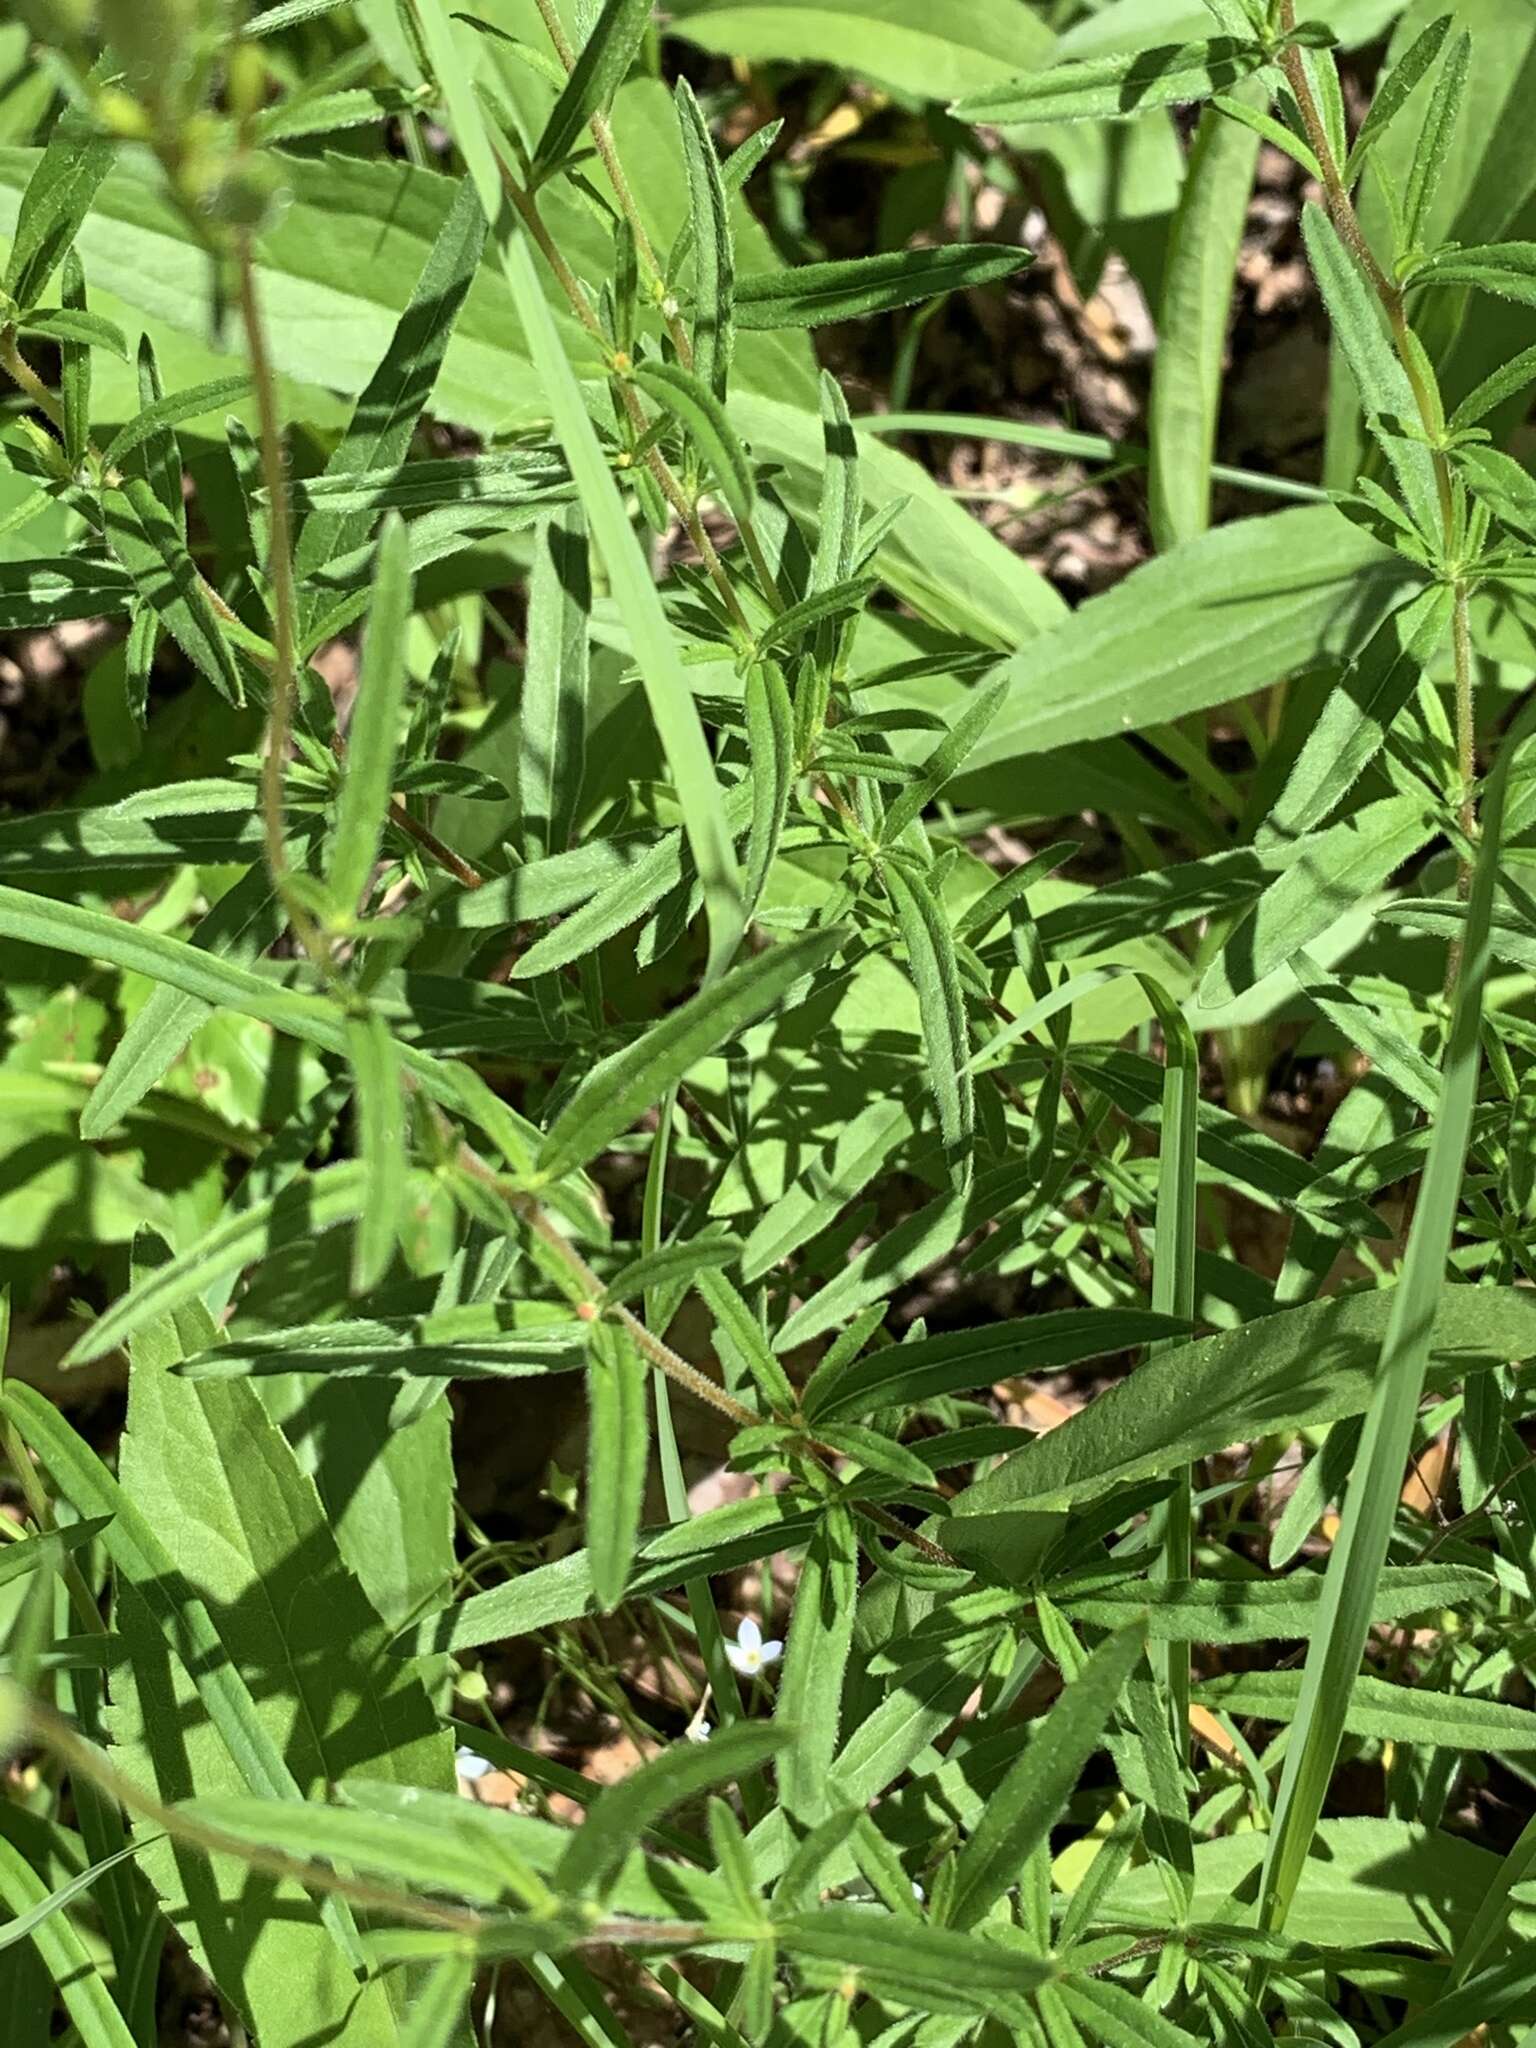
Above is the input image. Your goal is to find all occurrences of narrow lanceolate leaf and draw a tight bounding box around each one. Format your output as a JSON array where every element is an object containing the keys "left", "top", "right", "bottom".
[
  {"left": 951, "top": 39, "right": 1267, "bottom": 126},
  {"left": 519, "top": 506, "right": 590, "bottom": 860},
  {"left": 775, "top": 1505, "right": 858, "bottom": 1824},
  {"left": 175, "top": 1310, "right": 590, "bottom": 1380},
  {"left": 99, "top": 481, "right": 245, "bottom": 706},
  {"left": 63, "top": 1164, "right": 369, "bottom": 1366},
  {"left": 1148, "top": 87, "right": 1261, "bottom": 550},
  {"left": 535, "top": 925, "right": 846, "bottom": 1182},
  {"left": 1412, "top": 242, "right": 1536, "bottom": 309},
  {"left": 2, "top": 114, "right": 112, "bottom": 312},
  {"left": 1344, "top": 13, "right": 1451, "bottom": 183},
  {"left": 330, "top": 510, "right": 413, "bottom": 916},
  {"left": 1062, "top": 1563, "right": 1490, "bottom": 1641},
  {"left": 733, "top": 245, "right": 1031, "bottom": 330},
  {"left": 1261, "top": 581, "right": 1452, "bottom": 844},
  {"left": 100, "top": 373, "right": 254, "bottom": 474},
  {"left": 742, "top": 661, "right": 794, "bottom": 917},
  {"left": 1199, "top": 1669, "right": 1536, "bottom": 1750},
  {"left": 555, "top": 1722, "right": 791, "bottom": 1901},
  {"left": 883, "top": 862, "right": 973, "bottom": 1185},
  {"left": 675, "top": 77, "right": 735, "bottom": 401},
  {"left": 412, "top": 0, "right": 745, "bottom": 975},
  {"left": 633, "top": 359, "right": 755, "bottom": 524},
  {"left": 801, "top": 1307, "right": 1182, "bottom": 1423},
  {"left": 587, "top": 1324, "right": 648, "bottom": 1612},
  {"left": 950, "top": 1627, "right": 1144, "bottom": 1930},
  {"left": 879, "top": 676, "right": 1008, "bottom": 844},
  {"left": 1257, "top": 694, "right": 1536, "bottom": 1938},
  {"left": 1402, "top": 31, "right": 1469, "bottom": 253},
  {"left": 530, "top": 0, "right": 654, "bottom": 185},
  {"left": 293, "top": 171, "right": 487, "bottom": 594},
  {"left": 696, "top": 1267, "right": 797, "bottom": 1413},
  {"left": 58, "top": 248, "right": 91, "bottom": 472},
  {"left": 346, "top": 1009, "right": 406, "bottom": 1295},
  {"left": 952, "top": 1284, "right": 1536, "bottom": 1519},
  {"left": 1201, "top": 792, "right": 1436, "bottom": 1008},
  {"left": 777, "top": 1911, "right": 1052, "bottom": 2013},
  {"left": 1302, "top": 207, "right": 1440, "bottom": 541}
]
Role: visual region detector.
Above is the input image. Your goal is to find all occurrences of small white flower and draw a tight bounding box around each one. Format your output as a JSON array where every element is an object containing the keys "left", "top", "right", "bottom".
[
  {"left": 683, "top": 1717, "right": 713, "bottom": 1744},
  {"left": 455, "top": 1746, "right": 494, "bottom": 1782},
  {"left": 911, "top": 1880, "right": 925, "bottom": 1903},
  {"left": 725, "top": 1615, "right": 782, "bottom": 1678}
]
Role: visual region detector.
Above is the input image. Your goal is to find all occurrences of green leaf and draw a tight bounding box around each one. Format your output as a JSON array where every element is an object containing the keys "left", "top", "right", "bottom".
[
  {"left": 530, "top": 0, "right": 654, "bottom": 186},
  {"left": 1, "top": 113, "right": 111, "bottom": 313},
  {"left": 346, "top": 1010, "right": 406, "bottom": 1296},
  {"left": 330, "top": 511, "right": 413, "bottom": 916},
  {"left": 741, "top": 1096, "right": 913, "bottom": 1282},
  {"left": 1412, "top": 241, "right": 1536, "bottom": 308},
  {"left": 57, "top": 250, "right": 91, "bottom": 472},
  {"left": 175, "top": 1307, "right": 590, "bottom": 1380},
  {"left": 17, "top": 304, "right": 129, "bottom": 358},
  {"left": 0, "top": 780, "right": 271, "bottom": 877},
  {"left": 1458, "top": 444, "right": 1536, "bottom": 535},
  {"left": 952, "top": 1283, "right": 1536, "bottom": 1519},
  {"left": 775, "top": 1505, "right": 858, "bottom": 1823},
  {"left": 62, "top": 1164, "right": 369, "bottom": 1366},
  {"left": 400, "top": 1494, "right": 823, "bottom": 1654},
  {"left": 1199, "top": 1669, "right": 1536, "bottom": 1749},
  {"left": 633, "top": 359, "right": 755, "bottom": 524},
  {"left": 99, "top": 480, "right": 245, "bottom": 707},
  {"left": 587, "top": 1324, "right": 648, "bottom": 1612},
  {"left": 518, "top": 506, "right": 590, "bottom": 861},
  {"left": 951, "top": 39, "right": 1267, "bottom": 126},
  {"left": 773, "top": 1909, "right": 1051, "bottom": 2012},
  {"left": 1257, "top": 696, "right": 1536, "bottom": 1936},
  {"left": 883, "top": 861, "right": 972, "bottom": 1185},
  {"left": 674, "top": 77, "right": 735, "bottom": 401},
  {"left": 696, "top": 1267, "right": 796, "bottom": 1412},
  {"left": 1058, "top": 1979, "right": 1203, "bottom": 2048},
  {"left": 1260, "top": 580, "right": 1452, "bottom": 843},
  {"left": 1148, "top": 87, "right": 1261, "bottom": 549},
  {"left": 0, "top": 1519, "right": 112, "bottom": 1591},
  {"left": 1344, "top": 13, "right": 1450, "bottom": 183},
  {"left": 961, "top": 504, "right": 1411, "bottom": 770},
  {"left": 878, "top": 676, "right": 1007, "bottom": 845},
  {"left": 1201, "top": 792, "right": 1436, "bottom": 1008},
  {"left": 733, "top": 245, "right": 1031, "bottom": 330},
  {"left": 556, "top": 1721, "right": 790, "bottom": 1900},
  {"left": 1302, "top": 205, "right": 1440, "bottom": 539},
  {"left": 99, "top": 374, "right": 253, "bottom": 474},
  {"left": 292, "top": 170, "right": 488, "bottom": 597},
  {"left": 742, "top": 660, "right": 794, "bottom": 918},
  {"left": 1062, "top": 1563, "right": 1490, "bottom": 1641},
  {"left": 535, "top": 925, "right": 846, "bottom": 1181},
  {"left": 1403, "top": 29, "right": 1470, "bottom": 252},
  {"left": 948, "top": 1626, "right": 1142, "bottom": 1929},
  {"left": 1450, "top": 342, "right": 1536, "bottom": 429},
  {"left": 802, "top": 1307, "right": 1181, "bottom": 1424}
]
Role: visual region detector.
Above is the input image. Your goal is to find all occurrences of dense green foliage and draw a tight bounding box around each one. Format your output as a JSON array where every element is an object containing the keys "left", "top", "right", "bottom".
[{"left": 2, "top": 0, "right": 1536, "bottom": 2040}]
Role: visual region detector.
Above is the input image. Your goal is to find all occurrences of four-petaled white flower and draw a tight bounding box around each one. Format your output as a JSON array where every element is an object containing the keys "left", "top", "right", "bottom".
[
  {"left": 725, "top": 1616, "right": 782, "bottom": 1678},
  {"left": 455, "top": 1746, "right": 494, "bottom": 1782}
]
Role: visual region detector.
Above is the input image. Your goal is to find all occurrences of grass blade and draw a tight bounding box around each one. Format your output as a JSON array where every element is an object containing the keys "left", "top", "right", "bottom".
[{"left": 1256, "top": 694, "right": 1536, "bottom": 1935}]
